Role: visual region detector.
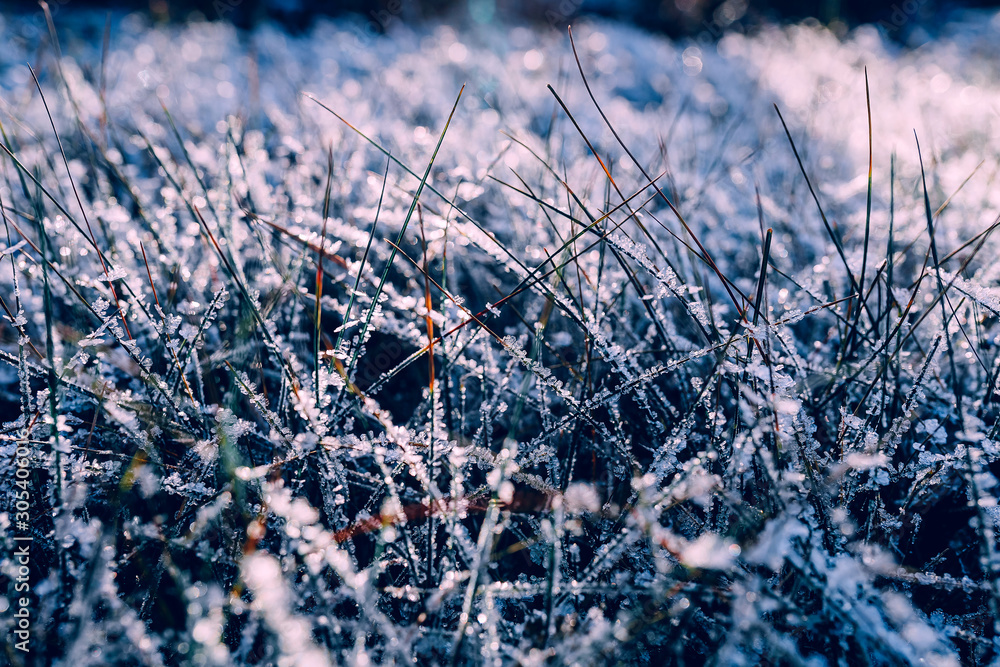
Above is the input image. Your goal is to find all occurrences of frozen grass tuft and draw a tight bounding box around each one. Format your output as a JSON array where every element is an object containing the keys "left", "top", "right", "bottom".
[{"left": 3, "top": 8, "right": 1000, "bottom": 666}]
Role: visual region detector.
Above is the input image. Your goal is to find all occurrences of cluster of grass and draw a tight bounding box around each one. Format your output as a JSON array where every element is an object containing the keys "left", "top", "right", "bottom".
[{"left": 2, "top": 8, "right": 1000, "bottom": 666}]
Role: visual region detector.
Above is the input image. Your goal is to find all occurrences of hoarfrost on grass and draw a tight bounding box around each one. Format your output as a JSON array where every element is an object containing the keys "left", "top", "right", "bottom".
[{"left": 2, "top": 6, "right": 999, "bottom": 666}]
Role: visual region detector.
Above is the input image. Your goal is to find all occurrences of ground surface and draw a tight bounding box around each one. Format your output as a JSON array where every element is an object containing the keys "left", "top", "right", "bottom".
[{"left": 2, "top": 8, "right": 1000, "bottom": 666}]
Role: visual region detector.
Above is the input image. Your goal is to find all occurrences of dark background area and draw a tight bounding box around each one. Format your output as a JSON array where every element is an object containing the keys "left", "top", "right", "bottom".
[
  {"left": 0, "top": 0, "right": 997, "bottom": 38},
  {"left": 1, "top": 0, "right": 998, "bottom": 36}
]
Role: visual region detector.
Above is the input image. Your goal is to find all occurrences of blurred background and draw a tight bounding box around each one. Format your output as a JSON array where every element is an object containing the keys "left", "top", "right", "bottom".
[{"left": 1, "top": 0, "right": 998, "bottom": 38}]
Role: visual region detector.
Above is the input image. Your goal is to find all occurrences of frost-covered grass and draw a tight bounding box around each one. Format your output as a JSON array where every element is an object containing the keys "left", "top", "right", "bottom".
[{"left": 3, "top": 7, "right": 1000, "bottom": 666}]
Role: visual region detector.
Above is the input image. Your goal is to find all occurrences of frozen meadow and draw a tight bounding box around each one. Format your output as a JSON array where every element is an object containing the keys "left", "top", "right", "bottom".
[{"left": 2, "top": 6, "right": 1000, "bottom": 665}]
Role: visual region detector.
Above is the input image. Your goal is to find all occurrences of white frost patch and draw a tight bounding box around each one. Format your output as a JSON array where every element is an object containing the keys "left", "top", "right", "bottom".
[
  {"left": 680, "top": 533, "right": 738, "bottom": 570},
  {"left": 241, "top": 552, "right": 333, "bottom": 667}
]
